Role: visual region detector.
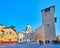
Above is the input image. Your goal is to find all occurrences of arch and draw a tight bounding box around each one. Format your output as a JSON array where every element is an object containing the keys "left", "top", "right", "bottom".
[
  {"left": 45, "top": 40, "right": 50, "bottom": 44},
  {"left": 57, "top": 41, "right": 60, "bottom": 44},
  {"left": 39, "top": 40, "right": 43, "bottom": 44},
  {"left": 51, "top": 40, "right": 58, "bottom": 44}
]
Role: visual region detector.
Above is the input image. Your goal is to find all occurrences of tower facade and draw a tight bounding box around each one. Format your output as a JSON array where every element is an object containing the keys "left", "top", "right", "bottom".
[{"left": 41, "top": 6, "right": 56, "bottom": 42}]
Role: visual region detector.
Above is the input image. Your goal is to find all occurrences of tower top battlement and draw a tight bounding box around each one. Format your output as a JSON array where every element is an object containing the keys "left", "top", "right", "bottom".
[{"left": 41, "top": 6, "right": 55, "bottom": 12}]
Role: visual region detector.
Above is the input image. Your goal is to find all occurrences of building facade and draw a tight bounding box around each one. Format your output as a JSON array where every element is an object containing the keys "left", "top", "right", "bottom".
[
  {"left": 17, "top": 32, "right": 24, "bottom": 43},
  {"left": 0, "top": 25, "right": 17, "bottom": 44}
]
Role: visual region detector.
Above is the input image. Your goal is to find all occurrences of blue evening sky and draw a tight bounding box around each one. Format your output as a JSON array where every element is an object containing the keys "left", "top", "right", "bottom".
[{"left": 0, "top": 0, "right": 60, "bottom": 36}]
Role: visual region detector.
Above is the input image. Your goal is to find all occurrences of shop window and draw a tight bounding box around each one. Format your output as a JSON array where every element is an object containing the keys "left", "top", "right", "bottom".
[{"left": 9, "top": 39, "right": 11, "bottom": 41}]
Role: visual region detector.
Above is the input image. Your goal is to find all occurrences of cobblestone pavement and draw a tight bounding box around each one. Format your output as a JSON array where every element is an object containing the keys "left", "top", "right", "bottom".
[
  {"left": 0, "top": 44, "right": 60, "bottom": 48},
  {"left": 0, "top": 43, "right": 41, "bottom": 48}
]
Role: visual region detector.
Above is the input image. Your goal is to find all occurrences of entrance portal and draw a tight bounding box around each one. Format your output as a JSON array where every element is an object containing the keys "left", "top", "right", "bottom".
[
  {"left": 45, "top": 40, "right": 50, "bottom": 44},
  {"left": 39, "top": 40, "right": 43, "bottom": 44}
]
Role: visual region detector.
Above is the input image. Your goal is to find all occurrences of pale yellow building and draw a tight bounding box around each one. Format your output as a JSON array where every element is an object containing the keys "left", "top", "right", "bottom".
[{"left": 17, "top": 32, "right": 24, "bottom": 43}]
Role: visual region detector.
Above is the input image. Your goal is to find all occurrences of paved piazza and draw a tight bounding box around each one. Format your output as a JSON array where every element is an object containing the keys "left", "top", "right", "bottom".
[{"left": 0, "top": 43, "right": 60, "bottom": 48}]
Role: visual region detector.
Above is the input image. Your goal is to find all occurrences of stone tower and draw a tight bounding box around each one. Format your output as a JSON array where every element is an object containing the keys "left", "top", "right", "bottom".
[{"left": 41, "top": 6, "right": 56, "bottom": 43}]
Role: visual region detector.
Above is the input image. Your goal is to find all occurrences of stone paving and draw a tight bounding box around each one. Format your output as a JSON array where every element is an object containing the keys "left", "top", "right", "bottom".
[{"left": 0, "top": 43, "right": 60, "bottom": 48}]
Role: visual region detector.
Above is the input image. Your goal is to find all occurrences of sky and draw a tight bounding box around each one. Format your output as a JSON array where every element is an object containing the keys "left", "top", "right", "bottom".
[{"left": 0, "top": 0, "right": 60, "bottom": 36}]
